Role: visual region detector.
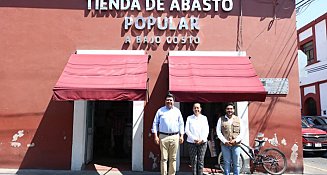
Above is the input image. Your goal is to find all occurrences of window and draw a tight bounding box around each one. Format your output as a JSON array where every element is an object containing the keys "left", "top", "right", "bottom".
[
  {"left": 306, "top": 117, "right": 315, "bottom": 125},
  {"left": 315, "top": 117, "right": 327, "bottom": 125},
  {"left": 301, "top": 41, "right": 314, "bottom": 65}
]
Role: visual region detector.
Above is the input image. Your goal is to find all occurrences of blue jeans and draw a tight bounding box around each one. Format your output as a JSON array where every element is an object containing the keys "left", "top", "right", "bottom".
[{"left": 221, "top": 144, "right": 241, "bottom": 175}]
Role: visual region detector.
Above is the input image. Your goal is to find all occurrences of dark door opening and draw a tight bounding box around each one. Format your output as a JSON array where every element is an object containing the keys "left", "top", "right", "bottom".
[
  {"left": 304, "top": 97, "right": 317, "bottom": 116},
  {"left": 89, "top": 101, "right": 133, "bottom": 169}
]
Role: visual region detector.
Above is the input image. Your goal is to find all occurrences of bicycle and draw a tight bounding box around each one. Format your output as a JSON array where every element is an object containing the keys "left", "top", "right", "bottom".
[{"left": 218, "top": 139, "right": 287, "bottom": 175}]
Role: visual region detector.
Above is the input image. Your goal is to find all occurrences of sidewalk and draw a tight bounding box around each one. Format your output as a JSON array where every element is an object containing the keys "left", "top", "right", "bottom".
[
  {"left": 0, "top": 169, "right": 303, "bottom": 175},
  {"left": 0, "top": 169, "right": 179, "bottom": 175}
]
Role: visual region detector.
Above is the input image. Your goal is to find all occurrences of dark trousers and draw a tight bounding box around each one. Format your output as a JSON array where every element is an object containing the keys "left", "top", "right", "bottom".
[{"left": 188, "top": 142, "right": 208, "bottom": 175}]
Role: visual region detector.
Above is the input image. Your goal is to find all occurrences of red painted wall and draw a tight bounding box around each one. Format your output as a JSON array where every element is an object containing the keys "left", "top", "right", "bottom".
[{"left": 0, "top": 0, "right": 302, "bottom": 173}]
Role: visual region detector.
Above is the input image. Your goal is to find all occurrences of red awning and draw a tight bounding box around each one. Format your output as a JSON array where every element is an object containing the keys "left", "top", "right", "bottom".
[
  {"left": 168, "top": 55, "right": 267, "bottom": 102},
  {"left": 53, "top": 54, "right": 148, "bottom": 101}
]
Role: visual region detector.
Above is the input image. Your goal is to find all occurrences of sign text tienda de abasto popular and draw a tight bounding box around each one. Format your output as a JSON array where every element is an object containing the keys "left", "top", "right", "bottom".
[{"left": 87, "top": 0, "right": 234, "bottom": 46}]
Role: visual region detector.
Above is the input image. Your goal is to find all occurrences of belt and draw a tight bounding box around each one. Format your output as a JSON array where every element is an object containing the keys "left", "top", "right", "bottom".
[{"left": 159, "top": 132, "right": 179, "bottom": 136}]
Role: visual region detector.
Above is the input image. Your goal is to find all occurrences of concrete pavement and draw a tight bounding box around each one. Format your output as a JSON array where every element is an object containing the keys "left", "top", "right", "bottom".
[
  {"left": 0, "top": 169, "right": 184, "bottom": 175},
  {"left": 0, "top": 169, "right": 303, "bottom": 175},
  {"left": 1, "top": 162, "right": 324, "bottom": 175}
]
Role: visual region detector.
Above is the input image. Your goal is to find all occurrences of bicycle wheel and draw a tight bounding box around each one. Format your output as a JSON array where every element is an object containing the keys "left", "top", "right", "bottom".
[
  {"left": 261, "top": 148, "right": 287, "bottom": 175},
  {"left": 218, "top": 152, "right": 245, "bottom": 173}
]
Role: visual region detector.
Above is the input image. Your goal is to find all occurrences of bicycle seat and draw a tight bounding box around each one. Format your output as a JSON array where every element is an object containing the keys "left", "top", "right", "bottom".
[
  {"left": 255, "top": 139, "right": 266, "bottom": 147},
  {"left": 255, "top": 139, "right": 266, "bottom": 144}
]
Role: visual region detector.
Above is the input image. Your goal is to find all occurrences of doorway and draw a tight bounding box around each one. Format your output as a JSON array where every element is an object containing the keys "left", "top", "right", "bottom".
[
  {"left": 88, "top": 101, "right": 133, "bottom": 168},
  {"left": 304, "top": 97, "right": 317, "bottom": 115}
]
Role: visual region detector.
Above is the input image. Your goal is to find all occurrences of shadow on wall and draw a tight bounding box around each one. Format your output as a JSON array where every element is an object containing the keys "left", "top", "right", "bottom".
[
  {"left": 143, "top": 62, "right": 169, "bottom": 172},
  {"left": 247, "top": 46, "right": 302, "bottom": 173},
  {"left": 250, "top": 38, "right": 299, "bottom": 130},
  {"left": 18, "top": 100, "right": 74, "bottom": 170}
]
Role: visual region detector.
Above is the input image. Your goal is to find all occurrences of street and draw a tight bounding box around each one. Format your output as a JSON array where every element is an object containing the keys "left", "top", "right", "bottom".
[
  {"left": 1, "top": 152, "right": 327, "bottom": 175},
  {"left": 303, "top": 151, "right": 327, "bottom": 174}
]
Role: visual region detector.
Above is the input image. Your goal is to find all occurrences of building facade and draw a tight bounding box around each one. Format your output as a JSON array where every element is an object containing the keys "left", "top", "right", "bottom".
[
  {"left": 297, "top": 12, "right": 327, "bottom": 117},
  {"left": 1, "top": 0, "right": 302, "bottom": 173}
]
